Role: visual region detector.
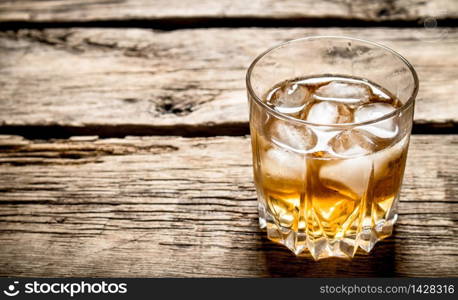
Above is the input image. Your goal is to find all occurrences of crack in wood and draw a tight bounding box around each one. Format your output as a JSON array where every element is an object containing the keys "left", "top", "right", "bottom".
[{"left": 0, "top": 139, "right": 179, "bottom": 165}]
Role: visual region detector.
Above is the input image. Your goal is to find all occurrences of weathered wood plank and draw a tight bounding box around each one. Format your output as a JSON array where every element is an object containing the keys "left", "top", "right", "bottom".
[
  {"left": 0, "top": 28, "right": 457, "bottom": 137},
  {"left": 0, "top": 134, "right": 456, "bottom": 277},
  {"left": 0, "top": 0, "right": 457, "bottom": 23}
]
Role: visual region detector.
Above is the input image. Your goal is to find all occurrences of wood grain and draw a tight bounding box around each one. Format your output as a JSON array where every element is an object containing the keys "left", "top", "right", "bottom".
[
  {"left": 0, "top": 0, "right": 457, "bottom": 23},
  {"left": 0, "top": 134, "right": 456, "bottom": 277},
  {"left": 0, "top": 28, "right": 457, "bottom": 137}
]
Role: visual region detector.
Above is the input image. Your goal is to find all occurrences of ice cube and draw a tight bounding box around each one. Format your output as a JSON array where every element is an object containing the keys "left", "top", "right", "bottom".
[
  {"left": 319, "top": 129, "right": 377, "bottom": 197},
  {"left": 373, "top": 134, "right": 408, "bottom": 179},
  {"left": 329, "top": 130, "right": 376, "bottom": 157},
  {"left": 354, "top": 103, "right": 398, "bottom": 139},
  {"left": 262, "top": 147, "right": 305, "bottom": 180},
  {"left": 269, "top": 120, "right": 317, "bottom": 153},
  {"left": 268, "top": 83, "right": 310, "bottom": 115},
  {"left": 320, "top": 132, "right": 407, "bottom": 198},
  {"left": 371, "top": 85, "right": 392, "bottom": 101},
  {"left": 314, "top": 81, "right": 371, "bottom": 104},
  {"left": 305, "top": 101, "right": 352, "bottom": 124},
  {"left": 319, "top": 155, "right": 373, "bottom": 197}
]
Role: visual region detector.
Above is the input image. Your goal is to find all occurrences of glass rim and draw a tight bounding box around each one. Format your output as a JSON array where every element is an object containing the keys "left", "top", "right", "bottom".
[{"left": 246, "top": 35, "right": 419, "bottom": 128}]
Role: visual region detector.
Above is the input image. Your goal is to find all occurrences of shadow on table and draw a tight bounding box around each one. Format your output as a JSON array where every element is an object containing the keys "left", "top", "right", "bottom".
[{"left": 259, "top": 232, "right": 398, "bottom": 277}]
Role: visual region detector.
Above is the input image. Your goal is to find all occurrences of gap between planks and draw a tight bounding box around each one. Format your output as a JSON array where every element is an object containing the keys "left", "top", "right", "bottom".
[{"left": 1, "top": 17, "right": 458, "bottom": 32}]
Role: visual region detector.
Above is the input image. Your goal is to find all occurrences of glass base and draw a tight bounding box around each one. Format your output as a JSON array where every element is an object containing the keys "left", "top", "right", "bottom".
[{"left": 258, "top": 202, "right": 397, "bottom": 260}]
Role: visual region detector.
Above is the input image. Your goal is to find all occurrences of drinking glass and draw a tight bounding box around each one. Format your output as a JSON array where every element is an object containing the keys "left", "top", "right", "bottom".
[{"left": 246, "top": 36, "right": 419, "bottom": 259}]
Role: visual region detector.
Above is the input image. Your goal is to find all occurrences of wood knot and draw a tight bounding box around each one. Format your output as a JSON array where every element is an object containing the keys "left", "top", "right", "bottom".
[
  {"left": 155, "top": 97, "right": 194, "bottom": 116},
  {"left": 377, "top": 8, "right": 390, "bottom": 17}
]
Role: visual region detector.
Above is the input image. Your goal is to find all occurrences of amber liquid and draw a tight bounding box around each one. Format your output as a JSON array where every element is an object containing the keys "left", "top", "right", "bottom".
[
  {"left": 253, "top": 132, "right": 408, "bottom": 236},
  {"left": 250, "top": 75, "right": 410, "bottom": 259}
]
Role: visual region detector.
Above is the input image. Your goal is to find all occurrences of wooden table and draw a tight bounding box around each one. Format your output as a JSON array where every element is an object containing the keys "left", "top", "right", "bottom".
[{"left": 0, "top": 0, "right": 457, "bottom": 277}]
